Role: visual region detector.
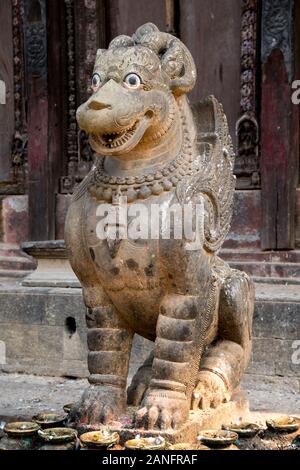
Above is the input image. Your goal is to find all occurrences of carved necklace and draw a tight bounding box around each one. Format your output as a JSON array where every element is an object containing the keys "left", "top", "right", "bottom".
[{"left": 88, "top": 108, "right": 194, "bottom": 203}]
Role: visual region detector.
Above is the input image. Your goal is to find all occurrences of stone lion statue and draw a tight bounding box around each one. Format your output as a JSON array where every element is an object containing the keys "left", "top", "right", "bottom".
[{"left": 65, "top": 23, "right": 254, "bottom": 431}]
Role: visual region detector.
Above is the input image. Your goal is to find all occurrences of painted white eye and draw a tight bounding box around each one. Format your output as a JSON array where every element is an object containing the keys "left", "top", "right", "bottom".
[
  {"left": 124, "top": 73, "right": 141, "bottom": 89},
  {"left": 91, "top": 73, "right": 101, "bottom": 92}
]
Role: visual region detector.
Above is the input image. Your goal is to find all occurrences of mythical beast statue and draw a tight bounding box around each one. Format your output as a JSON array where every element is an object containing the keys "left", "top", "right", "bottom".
[{"left": 65, "top": 23, "right": 254, "bottom": 431}]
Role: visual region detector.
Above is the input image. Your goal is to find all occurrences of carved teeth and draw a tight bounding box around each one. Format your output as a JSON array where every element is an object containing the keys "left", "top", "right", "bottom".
[{"left": 96, "top": 121, "right": 138, "bottom": 148}]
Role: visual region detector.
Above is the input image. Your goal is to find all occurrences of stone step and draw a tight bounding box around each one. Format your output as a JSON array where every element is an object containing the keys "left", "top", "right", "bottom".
[
  {"left": 0, "top": 256, "right": 35, "bottom": 271},
  {"left": 253, "top": 276, "right": 300, "bottom": 285},
  {"left": 220, "top": 249, "right": 300, "bottom": 279},
  {"left": 0, "top": 243, "right": 36, "bottom": 273},
  {"left": 228, "top": 260, "right": 300, "bottom": 279},
  {"left": 221, "top": 249, "right": 300, "bottom": 263},
  {"left": 0, "top": 270, "right": 32, "bottom": 280}
]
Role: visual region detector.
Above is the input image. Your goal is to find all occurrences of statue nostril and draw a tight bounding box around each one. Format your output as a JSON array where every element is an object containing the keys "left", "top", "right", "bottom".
[
  {"left": 88, "top": 100, "right": 111, "bottom": 111},
  {"left": 145, "top": 110, "right": 154, "bottom": 119}
]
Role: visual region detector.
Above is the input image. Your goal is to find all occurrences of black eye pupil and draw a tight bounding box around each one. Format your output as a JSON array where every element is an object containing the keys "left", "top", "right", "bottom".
[
  {"left": 129, "top": 76, "right": 136, "bottom": 85},
  {"left": 92, "top": 75, "right": 99, "bottom": 87}
]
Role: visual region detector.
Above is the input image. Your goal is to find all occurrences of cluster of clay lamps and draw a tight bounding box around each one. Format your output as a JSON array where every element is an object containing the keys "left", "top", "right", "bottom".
[
  {"left": 0, "top": 409, "right": 299, "bottom": 450},
  {"left": 0, "top": 412, "right": 77, "bottom": 450}
]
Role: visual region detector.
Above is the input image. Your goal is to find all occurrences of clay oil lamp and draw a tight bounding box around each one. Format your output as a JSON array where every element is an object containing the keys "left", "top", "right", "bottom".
[
  {"left": 197, "top": 430, "right": 239, "bottom": 448},
  {"left": 222, "top": 422, "right": 261, "bottom": 438},
  {"left": 266, "top": 416, "right": 300, "bottom": 433},
  {"left": 1, "top": 422, "right": 40, "bottom": 450},
  {"left": 4, "top": 421, "right": 40, "bottom": 437},
  {"left": 80, "top": 429, "right": 120, "bottom": 449},
  {"left": 167, "top": 442, "right": 210, "bottom": 450},
  {"left": 125, "top": 436, "right": 166, "bottom": 451},
  {"left": 37, "top": 427, "right": 78, "bottom": 450},
  {"left": 291, "top": 435, "right": 300, "bottom": 450},
  {"left": 32, "top": 412, "right": 68, "bottom": 428}
]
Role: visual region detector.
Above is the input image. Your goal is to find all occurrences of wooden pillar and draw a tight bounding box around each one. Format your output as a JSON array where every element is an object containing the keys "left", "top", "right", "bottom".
[
  {"left": 25, "top": 0, "right": 51, "bottom": 240},
  {"left": 296, "top": 0, "right": 300, "bottom": 185},
  {"left": 0, "top": 0, "right": 14, "bottom": 183},
  {"left": 261, "top": 0, "right": 299, "bottom": 250},
  {"left": 25, "top": 0, "right": 65, "bottom": 240},
  {"left": 47, "top": 0, "right": 66, "bottom": 222}
]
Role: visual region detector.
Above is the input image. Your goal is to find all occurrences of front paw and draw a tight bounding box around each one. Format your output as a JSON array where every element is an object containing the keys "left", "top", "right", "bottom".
[
  {"left": 134, "top": 389, "right": 189, "bottom": 430},
  {"left": 191, "top": 370, "right": 231, "bottom": 410},
  {"left": 69, "top": 385, "right": 126, "bottom": 426}
]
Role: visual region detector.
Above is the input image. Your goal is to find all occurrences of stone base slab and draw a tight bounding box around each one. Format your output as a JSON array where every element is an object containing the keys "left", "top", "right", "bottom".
[{"left": 76, "top": 392, "right": 249, "bottom": 445}]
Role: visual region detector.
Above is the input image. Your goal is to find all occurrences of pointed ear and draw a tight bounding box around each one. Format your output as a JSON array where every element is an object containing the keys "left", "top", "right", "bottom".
[{"left": 95, "top": 49, "right": 105, "bottom": 65}]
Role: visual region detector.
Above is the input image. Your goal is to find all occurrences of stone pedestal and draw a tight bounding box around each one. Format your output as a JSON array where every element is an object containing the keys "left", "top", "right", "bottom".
[
  {"left": 77, "top": 391, "right": 249, "bottom": 445},
  {"left": 21, "top": 240, "right": 79, "bottom": 288}
]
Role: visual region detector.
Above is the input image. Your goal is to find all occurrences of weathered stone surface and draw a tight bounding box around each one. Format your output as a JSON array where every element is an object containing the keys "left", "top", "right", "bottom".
[
  {"left": 1, "top": 196, "right": 28, "bottom": 244},
  {"left": 0, "top": 290, "right": 46, "bottom": 324},
  {"left": 65, "top": 22, "right": 254, "bottom": 432},
  {"left": 223, "top": 190, "right": 261, "bottom": 249},
  {"left": 1, "top": 373, "right": 298, "bottom": 424},
  {"left": 0, "top": 283, "right": 88, "bottom": 377},
  {"left": 0, "top": 242, "right": 35, "bottom": 276},
  {"left": 221, "top": 249, "right": 300, "bottom": 280},
  {"left": 55, "top": 194, "right": 72, "bottom": 240},
  {"left": 253, "top": 302, "right": 300, "bottom": 340},
  {"left": 0, "top": 281, "right": 299, "bottom": 383},
  {"left": 103, "top": 392, "right": 249, "bottom": 445}
]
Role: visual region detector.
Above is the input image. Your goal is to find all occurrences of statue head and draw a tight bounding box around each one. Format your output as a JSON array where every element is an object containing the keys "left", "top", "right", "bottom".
[{"left": 76, "top": 23, "right": 196, "bottom": 156}]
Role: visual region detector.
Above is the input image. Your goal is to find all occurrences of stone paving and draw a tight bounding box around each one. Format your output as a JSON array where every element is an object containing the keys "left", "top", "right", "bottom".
[{"left": 0, "top": 372, "right": 299, "bottom": 423}]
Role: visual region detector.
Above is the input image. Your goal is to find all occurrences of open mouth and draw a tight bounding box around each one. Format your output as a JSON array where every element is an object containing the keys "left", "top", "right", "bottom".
[
  {"left": 94, "top": 121, "right": 138, "bottom": 149},
  {"left": 90, "top": 115, "right": 151, "bottom": 155}
]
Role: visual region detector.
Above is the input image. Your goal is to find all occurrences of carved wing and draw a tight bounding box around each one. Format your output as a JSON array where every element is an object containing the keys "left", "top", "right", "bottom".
[{"left": 177, "top": 95, "right": 236, "bottom": 253}]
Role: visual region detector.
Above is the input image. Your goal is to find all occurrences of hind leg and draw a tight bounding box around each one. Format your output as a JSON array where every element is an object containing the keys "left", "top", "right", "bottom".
[{"left": 192, "top": 269, "right": 254, "bottom": 410}]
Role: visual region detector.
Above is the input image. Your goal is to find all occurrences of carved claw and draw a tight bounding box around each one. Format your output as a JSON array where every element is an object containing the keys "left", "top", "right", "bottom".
[
  {"left": 134, "top": 390, "right": 189, "bottom": 430},
  {"left": 191, "top": 370, "right": 230, "bottom": 411},
  {"left": 69, "top": 385, "right": 126, "bottom": 426}
]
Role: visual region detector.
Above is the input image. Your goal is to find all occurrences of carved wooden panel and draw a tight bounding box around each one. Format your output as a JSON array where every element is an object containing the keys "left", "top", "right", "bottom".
[
  {"left": 60, "top": 0, "right": 107, "bottom": 193},
  {"left": 235, "top": 0, "right": 260, "bottom": 189}
]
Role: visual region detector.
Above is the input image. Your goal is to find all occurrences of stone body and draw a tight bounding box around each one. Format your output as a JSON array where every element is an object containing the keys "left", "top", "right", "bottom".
[{"left": 65, "top": 23, "right": 254, "bottom": 430}]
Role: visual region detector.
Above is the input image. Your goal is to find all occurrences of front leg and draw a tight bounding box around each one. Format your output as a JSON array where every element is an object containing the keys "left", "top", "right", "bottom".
[
  {"left": 70, "top": 301, "right": 133, "bottom": 426},
  {"left": 135, "top": 294, "right": 200, "bottom": 430},
  {"left": 192, "top": 269, "right": 254, "bottom": 410}
]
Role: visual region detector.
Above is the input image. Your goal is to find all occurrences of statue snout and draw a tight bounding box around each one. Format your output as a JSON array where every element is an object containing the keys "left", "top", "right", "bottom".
[{"left": 87, "top": 100, "right": 111, "bottom": 111}]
